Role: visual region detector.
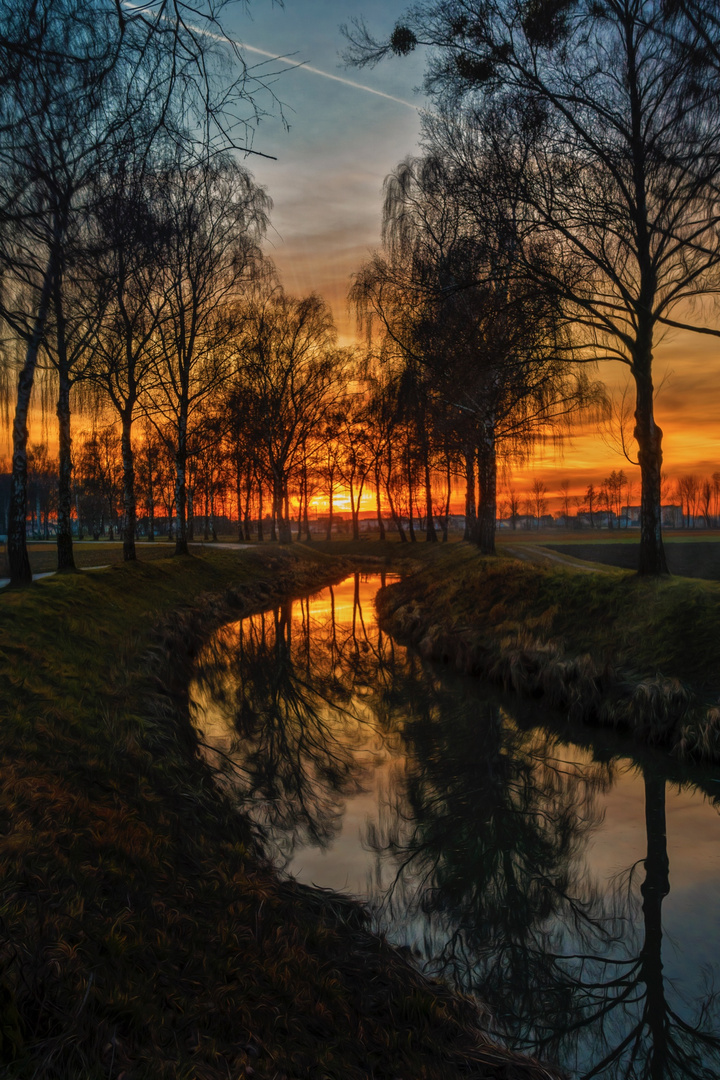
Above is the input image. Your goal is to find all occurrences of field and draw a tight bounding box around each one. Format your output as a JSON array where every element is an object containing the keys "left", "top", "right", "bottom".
[
  {"left": 542, "top": 534, "right": 720, "bottom": 579},
  {"left": 0, "top": 540, "right": 177, "bottom": 578}
]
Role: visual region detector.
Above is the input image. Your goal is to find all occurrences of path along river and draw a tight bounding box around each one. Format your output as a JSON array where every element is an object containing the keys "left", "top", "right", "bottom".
[{"left": 189, "top": 573, "right": 720, "bottom": 1080}]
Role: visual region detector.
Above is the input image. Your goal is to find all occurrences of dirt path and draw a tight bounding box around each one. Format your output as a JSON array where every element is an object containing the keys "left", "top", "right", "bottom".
[{"left": 499, "top": 542, "right": 615, "bottom": 573}]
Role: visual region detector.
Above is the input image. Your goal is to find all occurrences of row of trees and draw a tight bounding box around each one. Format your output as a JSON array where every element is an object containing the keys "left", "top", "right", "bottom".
[
  {"left": 0, "top": 0, "right": 282, "bottom": 585},
  {"left": 345, "top": 0, "right": 720, "bottom": 574},
  {"left": 8, "top": 1, "right": 720, "bottom": 578},
  {"left": 10, "top": 418, "right": 720, "bottom": 544}
]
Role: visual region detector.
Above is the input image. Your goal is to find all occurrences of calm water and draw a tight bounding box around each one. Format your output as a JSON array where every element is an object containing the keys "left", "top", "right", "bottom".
[{"left": 189, "top": 573, "right": 720, "bottom": 1079}]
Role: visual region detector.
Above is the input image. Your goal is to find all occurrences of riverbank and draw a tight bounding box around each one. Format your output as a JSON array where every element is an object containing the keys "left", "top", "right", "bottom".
[
  {"left": 375, "top": 544, "right": 720, "bottom": 763},
  {"left": 0, "top": 546, "right": 556, "bottom": 1079}
]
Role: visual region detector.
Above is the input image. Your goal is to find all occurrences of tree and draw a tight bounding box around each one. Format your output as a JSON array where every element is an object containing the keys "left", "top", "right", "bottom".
[
  {"left": 585, "top": 483, "right": 598, "bottom": 529},
  {"left": 145, "top": 157, "right": 269, "bottom": 555},
  {"left": 1, "top": 0, "right": 283, "bottom": 584},
  {"left": 234, "top": 289, "right": 347, "bottom": 545},
  {"left": 558, "top": 480, "right": 572, "bottom": 527},
  {"left": 530, "top": 478, "right": 547, "bottom": 529},
  {"left": 353, "top": 133, "right": 598, "bottom": 556},
  {"left": 85, "top": 163, "right": 170, "bottom": 561},
  {"left": 345, "top": 0, "right": 720, "bottom": 574}
]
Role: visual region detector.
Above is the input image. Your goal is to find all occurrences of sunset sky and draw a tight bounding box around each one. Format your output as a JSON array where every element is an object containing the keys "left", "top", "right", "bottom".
[
  {"left": 227, "top": 1, "right": 720, "bottom": 499},
  {"left": 11, "top": 1, "right": 720, "bottom": 503}
]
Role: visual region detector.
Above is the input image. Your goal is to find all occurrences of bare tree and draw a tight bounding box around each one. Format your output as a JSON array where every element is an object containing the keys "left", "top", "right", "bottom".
[
  {"left": 345, "top": 0, "right": 720, "bottom": 574},
  {"left": 233, "top": 289, "right": 347, "bottom": 545},
  {"left": 145, "top": 157, "right": 269, "bottom": 555},
  {"left": 84, "top": 162, "right": 175, "bottom": 561},
  {"left": 531, "top": 477, "right": 548, "bottom": 529},
  {"left": 353, "top": 129, "right": 599, "bottom": 556},
  {"left": 1, "top": 0, "right": 284, "bottom": 584}
]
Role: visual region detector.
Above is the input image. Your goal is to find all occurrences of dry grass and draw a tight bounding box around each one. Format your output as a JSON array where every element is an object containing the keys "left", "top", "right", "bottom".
[{"left": 377, "top": 544, "right": 720, "bottom": 764}]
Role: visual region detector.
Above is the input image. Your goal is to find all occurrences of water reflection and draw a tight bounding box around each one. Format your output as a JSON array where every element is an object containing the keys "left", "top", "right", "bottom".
[
  {"left": 190, "top": 575, "right": 400, "bottom": 860},
  {"left": 190, "top": 574, "right": 720, "bottom": 1079}
]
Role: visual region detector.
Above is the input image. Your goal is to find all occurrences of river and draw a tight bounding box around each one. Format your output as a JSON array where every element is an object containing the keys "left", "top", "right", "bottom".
[{"left": 189, "top": 572, "right": 720, "bottom": 1079}]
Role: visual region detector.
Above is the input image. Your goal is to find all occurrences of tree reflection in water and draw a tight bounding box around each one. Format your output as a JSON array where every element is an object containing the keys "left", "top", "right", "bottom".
[
  {"left": 189, "top": 574, "right": 399, "bottom": 861},
  {"left": 189, "top": 574, "right": 720, "bottom": 1078},
  {"left": 368, "top": 671, "right": 720, "bottom": 1079}
]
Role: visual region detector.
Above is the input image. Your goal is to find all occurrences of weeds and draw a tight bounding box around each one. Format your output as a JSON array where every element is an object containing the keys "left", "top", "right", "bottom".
[{"left": 377, "top": 545, "right": 720, "bottom": 764}]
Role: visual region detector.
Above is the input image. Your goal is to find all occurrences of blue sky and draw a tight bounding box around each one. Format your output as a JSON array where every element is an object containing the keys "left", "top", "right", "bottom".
[{"left": 225, "top": 1, "right": 429, "bottom": 340}]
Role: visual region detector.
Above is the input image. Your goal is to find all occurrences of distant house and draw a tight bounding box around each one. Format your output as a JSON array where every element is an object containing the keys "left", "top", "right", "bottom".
[
  {"left": 661, "top": 504, "right": 683, "bottom": 528},
  {"left": 445, "top": 514, "right": 466, "bottom": 530},
  {"left": 619, "top": 505, "right": 641, "bottom": 528},
  {"left": 619, "top": 504, "right": 687, "bottom": 528}
]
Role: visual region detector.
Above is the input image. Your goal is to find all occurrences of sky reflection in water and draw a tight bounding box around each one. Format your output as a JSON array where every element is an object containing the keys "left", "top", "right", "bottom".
[{"left": 189, "top": 574, "right": 720, "bottom": 1079}]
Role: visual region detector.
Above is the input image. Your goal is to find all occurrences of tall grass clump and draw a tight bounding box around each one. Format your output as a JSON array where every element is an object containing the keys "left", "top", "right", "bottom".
[{"left": 377, "top": 545, "right": 720, "bottom": 763}]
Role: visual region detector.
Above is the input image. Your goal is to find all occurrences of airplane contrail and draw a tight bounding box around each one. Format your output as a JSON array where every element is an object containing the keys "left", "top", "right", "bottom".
[
  {"left": 241, "top": 43, "right": 421, "bottom": 112},
  {"left": 122, "top": 2, "right": 421, "bottom": 113}
]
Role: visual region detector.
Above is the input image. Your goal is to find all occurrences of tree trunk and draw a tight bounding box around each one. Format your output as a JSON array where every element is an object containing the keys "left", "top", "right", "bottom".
[
  {"left": 348, "top": 477, "right": 358, "bottom": 541},
  {"left": 303, "top": 481, "right": 311, "bottom": 542},
  {"left": 326, "top": 482, "right": 334, "bottom": 542},
  {"left": 278, "top": 478, "right": 292, "bottom": 543},
  {"left": 633, "top": 359, "right": 668, "bottom": 575},
  {"left": 243, "top": 467, "right": 252, "bottom": 542},
  {"left": 121, "top": 409, "right": 137, "bottom": 561},
  {"left": 8, "top": 251, "right": 56, "bottom": 585},
  {"left": 385, "top": 479, "right": 406, "bottom": 542},
  {"left": 187, "top": 484, "right": 195, "bottom": 541},
  {"left": 174, "top": 450, "right": 189, "bottom": 555},
  {"left": 424, "top": 452, "right": 437, "bottom": 542},
  {"left": 463, "top": 444, "right": 476, "bottom": 542},
  {"left": 239, "top": 457, "right": 248, "bottom": 544},
  {"left": 270, "top": 479, "right": 277, "bottom": 541},
  {"left": 374, "top": 463, "right": 385, "bottom": 540},
  {"left": 442, "top": 453, "right": 451, "bottom": 542},
  {"left": 407, "top": 461, "right": 416, "bottom": 543},
  {"left": 257, "top": 476, "right": 264, "bottom": 541},
  {"left": 475, "top": 426, "right": 497, "bottom": 556},
  {"left": 56, "top": 366, "right": 76, "bottom": 571},
  {"left": 353, "top": 478, "right": 365, "bottom": 541}
]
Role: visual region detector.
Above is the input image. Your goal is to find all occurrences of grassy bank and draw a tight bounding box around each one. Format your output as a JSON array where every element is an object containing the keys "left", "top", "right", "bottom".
[
  {"left": 376, "top": 544, "right": 720, "bottom": 762},
  {"left": 0, "top": 546, "right": 554, "bottom": 1080}
]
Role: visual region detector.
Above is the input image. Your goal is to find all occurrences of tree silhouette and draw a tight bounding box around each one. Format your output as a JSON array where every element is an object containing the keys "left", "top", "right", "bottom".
[{"left": 345, "top": 0, "right": 720, "bottom": 574}]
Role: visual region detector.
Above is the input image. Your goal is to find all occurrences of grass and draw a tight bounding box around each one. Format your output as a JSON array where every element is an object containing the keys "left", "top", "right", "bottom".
[
  {"left": 376, "top": 543, "right": 720, "bottom": 762},
  {"left": 0, "top": 545, "right": 555, "bottom": 1080},
  {"left": 0, "top": 540, "right": 178, "bottom": 576}
]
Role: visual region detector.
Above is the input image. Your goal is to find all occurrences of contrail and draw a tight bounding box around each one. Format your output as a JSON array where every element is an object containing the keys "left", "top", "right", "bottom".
[
  {"left": 241, "top": 43, "right": 421, "bottom": 112},
  {"left": 122, "top": 2, "right": 421, "bottom": 112}
]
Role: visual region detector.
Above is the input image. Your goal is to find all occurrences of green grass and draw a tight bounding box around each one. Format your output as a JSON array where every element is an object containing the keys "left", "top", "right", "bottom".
[
  {"left": 0, "top": 546, "right": 545, "bottom": 1080},
  {"left": 0, "top": 540, "right": 178, "bottom": 576},
  {"left": 377, "top": 544, "right": 720, "bottom": 761}
]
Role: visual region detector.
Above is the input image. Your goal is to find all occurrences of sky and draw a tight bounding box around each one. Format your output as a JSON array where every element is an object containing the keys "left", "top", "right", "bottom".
[
  {"left": 221, "top": 1, "right": 720, "bottom": 500},
  {"left": 225, "top": 0, "right": 427, "bottom": 343}
]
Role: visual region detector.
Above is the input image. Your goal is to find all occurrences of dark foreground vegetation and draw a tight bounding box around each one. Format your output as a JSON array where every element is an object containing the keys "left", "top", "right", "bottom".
[
  {"left": 376, "top": 545, "right": 720, "bottom": 763},
  {"left": 0, "top": 546, "right": 557, "bottom": 1080}
]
